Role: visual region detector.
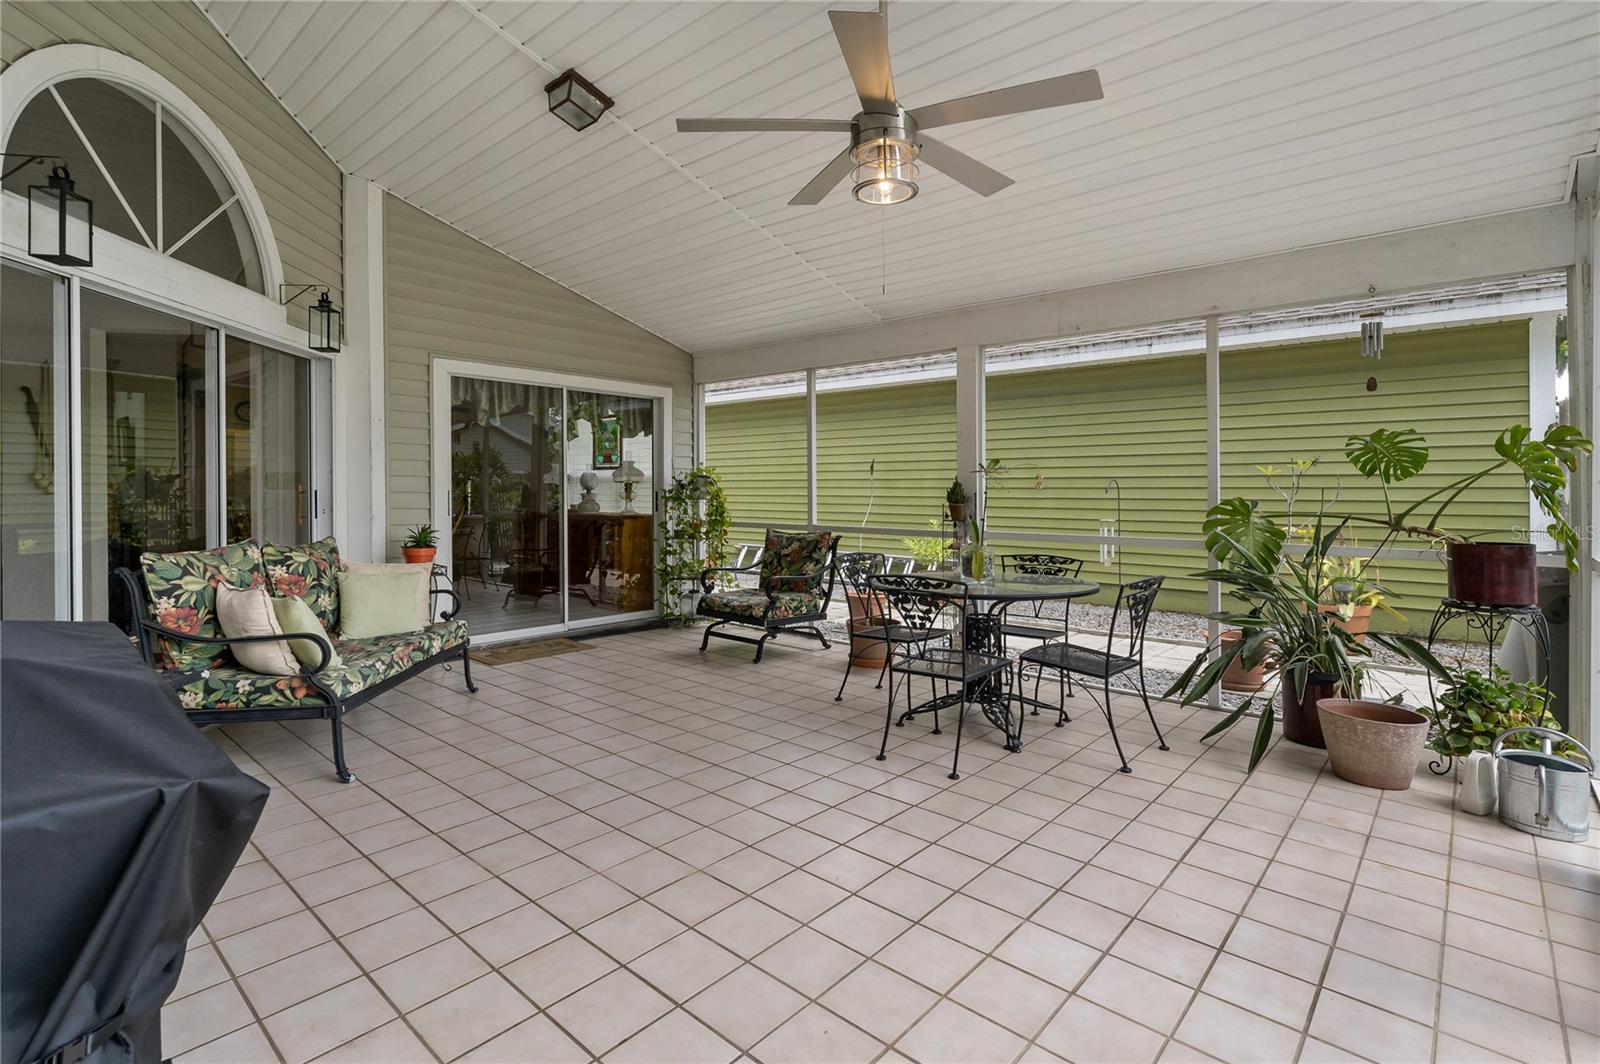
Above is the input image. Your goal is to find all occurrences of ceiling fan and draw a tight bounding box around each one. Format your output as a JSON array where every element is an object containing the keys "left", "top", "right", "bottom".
[{"left": 675, "top": 2, "right": 1103, "bottom": 206}]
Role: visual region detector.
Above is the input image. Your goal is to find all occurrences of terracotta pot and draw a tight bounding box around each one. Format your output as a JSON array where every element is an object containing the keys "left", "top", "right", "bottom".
[
  {"left": 1281, "top": 672, "right": 1339, "bottom": 748},
  {"left": 1316, "top": 698, "right": 1429, "bottom": 790},
  {"left": 845, "top": 589, "right": 888, "bottom": 668},
  {"left": 401, "top": 546, "right": 437, "bottom": 564},
  {"left": 1318, "top": 603, "right": 1374, "bottom": 643},
  {"left": 947, "top": 503, "right": 968, "bottom": 526},
  {"left": 1220, "top": 629, "right": 1269, "bottom": 693},
  {"left": 1447, "top": 541, "right": 1536, "bottom": 607}
]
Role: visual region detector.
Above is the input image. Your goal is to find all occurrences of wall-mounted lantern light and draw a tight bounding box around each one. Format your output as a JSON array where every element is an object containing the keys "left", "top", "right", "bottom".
[
  {"left": 4, "top": 155, "right": 92, "bottom": 267},
  {"left": 544, "top": 69, "right": 613, "bottom": 131},
  {"left": 279, "top": 283, "right": 342, "bottom": 353}
]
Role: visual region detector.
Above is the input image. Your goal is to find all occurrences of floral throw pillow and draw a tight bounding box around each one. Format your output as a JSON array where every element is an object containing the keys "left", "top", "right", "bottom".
[
  {"left": 759, "top": 528, "right": 834, "bottom": 592},
  {"left": 139, "top": 541, "right": 264, "bottom": 671},
  {"left": 260, "top": 536, "right": 342, "bottom": 633}
]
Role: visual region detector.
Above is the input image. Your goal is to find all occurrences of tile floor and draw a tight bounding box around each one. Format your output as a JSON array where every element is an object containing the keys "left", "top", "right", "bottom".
[{"left": 166, "top": 626, "right": 1599, "bottom": 1063}]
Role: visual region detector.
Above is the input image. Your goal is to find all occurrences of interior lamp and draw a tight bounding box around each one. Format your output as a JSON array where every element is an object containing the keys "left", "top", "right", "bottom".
[{"left": 612, "top": 461, "right": 644, "bottom": 513}]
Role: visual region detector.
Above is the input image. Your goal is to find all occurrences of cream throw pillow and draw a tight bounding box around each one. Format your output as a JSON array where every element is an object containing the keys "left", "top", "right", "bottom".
[
  {"left": 342, "top": 561, "right": 431, "bottom": 628},
  {"left": 271, "top": 594, "right": 342, "bottom": 669},
  {"left": 338, "top": 570, "right": 430, "bottom": 639},
  {"left": 215, "top": 583, "right": 299, "bottom": 675}
]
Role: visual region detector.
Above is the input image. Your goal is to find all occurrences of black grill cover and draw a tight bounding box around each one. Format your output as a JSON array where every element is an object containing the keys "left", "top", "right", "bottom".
[{"left": 2, "top": 622, "right": 268, "bottom": 1064}]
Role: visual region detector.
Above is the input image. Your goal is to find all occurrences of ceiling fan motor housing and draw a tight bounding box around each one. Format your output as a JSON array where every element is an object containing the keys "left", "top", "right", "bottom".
[{"left": 851, "top": 109, "right": 921, "bottom": 204}]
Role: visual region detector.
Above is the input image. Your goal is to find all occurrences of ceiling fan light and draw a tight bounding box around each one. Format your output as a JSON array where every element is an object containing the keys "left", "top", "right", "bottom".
[
  {"left": 852, "top": 160, "right": 918, "bottom": 205},
  {"left": 850, "top": 134, "right": 915, "bottom": 167}
]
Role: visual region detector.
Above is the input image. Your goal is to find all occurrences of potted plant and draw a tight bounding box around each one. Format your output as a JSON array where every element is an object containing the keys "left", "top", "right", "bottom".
[
  {"left": 965, "top": 519, "right": 987, "bottom": 580},
  {"left": 902, "top": 520, "right": 953, "bottom": 572},
  {"left": 946, "top": 478, "right": 969, "bottom": 526},
  {"left": 1219, "top": 627, "right": 1270, "bottom": 692},
  {"left": 1428, "top": 666, "right": 1561, "bottom": 762},
  {"left": 401, "top": 524, "right": 437, "bottom": 564},
  {"left": 1165, "top": 498, "right": 1443, "bottom": 772},
  {"left": 1317, "top": 550, "right": 1399, "bottom": 642},
  {"left": 657, "top": 466, "right": 730, "bottom": 624},
  {"left": 1340, "top": 425, "right": 1591, "bottom": 606}
]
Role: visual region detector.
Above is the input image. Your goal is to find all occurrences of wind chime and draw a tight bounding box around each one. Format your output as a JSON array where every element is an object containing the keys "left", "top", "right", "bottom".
[{"left": 1361, "top": 309, "right": 1384, "bottom": 392}]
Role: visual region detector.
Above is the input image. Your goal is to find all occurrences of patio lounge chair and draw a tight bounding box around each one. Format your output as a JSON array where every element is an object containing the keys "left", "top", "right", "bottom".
[
  {"left": 115, "top": 537, "right": 476, "bottom": 784},
  {"left": 698, "top": 528, "right": 839, "bottom": 663}
]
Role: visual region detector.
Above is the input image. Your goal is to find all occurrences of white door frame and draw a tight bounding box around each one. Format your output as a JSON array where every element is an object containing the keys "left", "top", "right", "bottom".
[{"left": 430, "top": 356, "right": 673, "bottom": 644}]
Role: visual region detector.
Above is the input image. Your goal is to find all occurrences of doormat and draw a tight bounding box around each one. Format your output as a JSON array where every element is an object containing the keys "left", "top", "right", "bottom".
[{"left": 470, "top": 638, "right": 593, "bottom": 666}]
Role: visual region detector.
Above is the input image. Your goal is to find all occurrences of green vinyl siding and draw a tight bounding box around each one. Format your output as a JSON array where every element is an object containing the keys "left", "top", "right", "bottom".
[
  {"left": 701, "top": 319, "right": 1532, "bottom": 631},
  {"left": 704, "top": 396, "right": 808, "bottom": 526},
  {"left": 817, "top": 380, "right": 956, "bottom": 539}
]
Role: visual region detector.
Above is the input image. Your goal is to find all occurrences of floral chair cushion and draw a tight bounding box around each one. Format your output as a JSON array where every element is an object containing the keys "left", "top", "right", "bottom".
[
  {"left": 260, "top": 536, "right": 341, "bottom": 633},
  {"left": 139, "top": 541, "right": 265, "bottom": 671},
  {"left": 700, "top": 588, "right": 825, "bottom": 622},
  {"left": 759, "top": 529, "right": 835, "bottom": 592},
  {"left": 164, "top": 618, "right": 468, "bottom": 710}
]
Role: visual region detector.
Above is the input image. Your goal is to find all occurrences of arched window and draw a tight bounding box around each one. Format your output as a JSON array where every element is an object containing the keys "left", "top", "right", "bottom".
[{"left": 3, "top": 76, "right": 265, "bottom": 292}]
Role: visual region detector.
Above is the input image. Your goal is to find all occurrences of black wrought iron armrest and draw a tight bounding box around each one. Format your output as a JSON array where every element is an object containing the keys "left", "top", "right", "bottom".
[
  {"left": 430, "top": 585, "right": 462, "bottom": 621},
  {"left": 701, "top": 561, "right": 761, "bottom": 593},
  {"left": 137, "top": 621, "right": 335, "bottom": 674}
]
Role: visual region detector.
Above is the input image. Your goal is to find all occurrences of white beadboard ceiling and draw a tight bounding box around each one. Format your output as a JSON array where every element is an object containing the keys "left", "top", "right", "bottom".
[{"left": 200, "top": 1, "right": 1599, "bottom": 356}]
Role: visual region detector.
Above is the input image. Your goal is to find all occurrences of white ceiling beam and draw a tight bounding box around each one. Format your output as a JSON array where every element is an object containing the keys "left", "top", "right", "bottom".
[{"left": 695, "top": 202, "right": 1577, "bottom": 380}]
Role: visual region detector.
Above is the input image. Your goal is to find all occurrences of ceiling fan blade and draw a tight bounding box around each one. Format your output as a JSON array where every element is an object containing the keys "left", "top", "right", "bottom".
[
  {"left": 916, "top": 136, "right": 1014, "bottom": 197},
  {"left": 676, "top": 118, "right": 854, "bottom": 133},
  {"left": 789, "top": 148, "right": 855, "bottom": 205},
  {"left": 829, "top": 9, "right": 897, "bottom": 113},
  {"left": 910, "top": 70, "right": 1103, "bottom": 129}
]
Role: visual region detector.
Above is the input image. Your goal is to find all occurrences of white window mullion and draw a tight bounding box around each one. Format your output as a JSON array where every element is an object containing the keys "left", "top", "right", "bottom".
[
  {"left": 805, "top": 369, "right": 818, "bottom": 527},
  {"left": 155, "top": 100, "right": 164, "bottom": 252},
  {"left": 49, "top": 85, "right": 156, "bottom": 251},
  {"left": 166, "top": 194, "right": 238, "bottom": 257}
]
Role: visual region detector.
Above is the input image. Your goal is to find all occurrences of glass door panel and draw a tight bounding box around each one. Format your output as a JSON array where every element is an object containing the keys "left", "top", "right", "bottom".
[
  {"left": 449, "top": 375, "right": 563, "bottom": 637},
  {"left": 225, "top": 337, "right": 313, "bottom": 543},
  {"left": 0, "top": 262, "right": 71, "bottom": 619},
  {"left": 565, "top": 391, "right": 655, "bottom": 622},
  {"left": 80, "top": 288, "right": 210, "bottom": 624}
]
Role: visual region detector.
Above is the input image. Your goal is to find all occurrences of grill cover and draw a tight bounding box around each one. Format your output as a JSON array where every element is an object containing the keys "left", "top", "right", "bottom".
[{"left": 2, "top": 622, "right": 268, "bottom": 1064}]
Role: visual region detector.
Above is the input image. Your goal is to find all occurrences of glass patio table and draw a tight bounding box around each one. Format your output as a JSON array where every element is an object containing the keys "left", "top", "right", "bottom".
[{"left": 884, "top": 571, "right": 1099, "bottom": 752}]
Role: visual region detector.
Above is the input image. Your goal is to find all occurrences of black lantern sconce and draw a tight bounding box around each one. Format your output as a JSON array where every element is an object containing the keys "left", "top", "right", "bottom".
[
  {"left": 3, "top": 154, "right": 92, "bottom": 267},
  {"left": 544, "top": 69, "right": 613, "bottom": 131},
  {"left": 279, "top": 283, "right": 342, "bottom": 353}
]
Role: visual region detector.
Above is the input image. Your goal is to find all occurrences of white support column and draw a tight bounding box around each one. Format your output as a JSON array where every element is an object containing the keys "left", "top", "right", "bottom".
[
  {"left": 693, "top": 382, "right": 707, "bottom": 468},
  {"left": 805, "top": 369, "right": 818, "bottom": 526},
  {"left": 1205, "top": 315, "right": 1222, "bottom": 709},
  {"left": 956, "top": 344, "right": 985, "bottom": 501},
  {"left": 1568, "top": 166, "right": 1598, "bottom": 749},
  {"left": 337, "top": 177, "right": 387, "bottom": 562}
]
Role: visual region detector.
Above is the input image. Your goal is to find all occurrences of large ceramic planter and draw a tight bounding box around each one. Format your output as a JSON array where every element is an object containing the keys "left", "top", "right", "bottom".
[
  {"left": 1220, "top": 629, "right": 1269, "bottom": 693},
  {"left": 1316, "top": 698, "right": 1429, "bottom": 790},
  {"left": 1281, "top": 672, "right": 1339, "bottom": 748},
  {"left": 1318, "top": 603, "right": 1374, "bottom": 643},
  {"left": 1447, "top": 541, "right": 1536, "bottom": 607},
  {"left": 845, "top": 590, "right": 888, "bottom": 668}
]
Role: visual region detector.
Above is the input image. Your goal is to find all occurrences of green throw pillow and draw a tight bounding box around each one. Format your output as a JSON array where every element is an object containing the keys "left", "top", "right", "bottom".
[
  {"left": 270, "top": 594, "right": 342, "bottom": 669},
  {"left": 338, "top": 570, "right": 429, "bottom": 639}
]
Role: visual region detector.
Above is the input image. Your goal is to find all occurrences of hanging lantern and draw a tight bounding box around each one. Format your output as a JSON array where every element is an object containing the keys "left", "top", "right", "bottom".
[
  {"left": 29, "top": 164, "right": 92, "bottom": 267},
  {"left": 308, "top": 290, "right": 341, "bottom": 353}
]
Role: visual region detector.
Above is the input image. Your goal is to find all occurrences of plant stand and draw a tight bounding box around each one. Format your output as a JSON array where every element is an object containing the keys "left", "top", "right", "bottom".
[{"left": 1424, "top": 598, "right": 1551, "bottom": 775}]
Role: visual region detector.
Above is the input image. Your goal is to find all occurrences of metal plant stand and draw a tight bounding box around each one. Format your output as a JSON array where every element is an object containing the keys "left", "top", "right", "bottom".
[{"left": 1423, "top": 598, "right": 1551, "bottom": 775}]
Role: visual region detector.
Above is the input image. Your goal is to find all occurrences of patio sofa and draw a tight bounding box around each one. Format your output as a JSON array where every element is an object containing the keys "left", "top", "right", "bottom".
[
  {"left": 698, "top": 527, "right": 839, "bottom": 663},
  {"left": 116, "top": 537, "right": 475, "bottom": 783}
]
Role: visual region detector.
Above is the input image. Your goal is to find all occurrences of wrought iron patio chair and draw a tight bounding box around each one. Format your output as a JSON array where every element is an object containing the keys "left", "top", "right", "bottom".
[
  {"left": 1001, "top": 552, "right": 1086, "bottom": 697},
  {"left": 872, "top": 573, "right": 1014, "bottom": 781},
  {"left": 698, "top": 528, "right": 839, "bottom": 663},
  {"left": 1017, "top": 575, "right": 1169, "bottom": 773},
  {"left": 833, "top": 551, "right": 950, "bottom": 702}
]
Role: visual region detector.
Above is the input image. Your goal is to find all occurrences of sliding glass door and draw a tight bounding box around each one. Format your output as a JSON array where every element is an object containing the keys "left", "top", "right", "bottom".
[
  {"left": 439, "top": 364, "right": 666, "bottom": 641},
  {"left": 0, "top": 257, "right": 330, "bottom": 623}
]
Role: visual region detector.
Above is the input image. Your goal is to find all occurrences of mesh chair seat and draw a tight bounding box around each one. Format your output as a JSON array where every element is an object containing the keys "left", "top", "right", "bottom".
[
  {"left": 893, "top": 645, "right": 1012, "bottom": 684},
  {"left": 854, "top": 623, "right": 948, "bottom": 645},
  {"left": 1019, "top": 641, "right": 1138, "bottom": 679},
  {"left": 1001, "top": 619, "right": 1066, "bottom": 642}
]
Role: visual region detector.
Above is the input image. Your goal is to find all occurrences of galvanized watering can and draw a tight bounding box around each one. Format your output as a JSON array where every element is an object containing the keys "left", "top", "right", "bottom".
[{"left": 1493, "top": 727, "right": 1595, "bottom": 843}]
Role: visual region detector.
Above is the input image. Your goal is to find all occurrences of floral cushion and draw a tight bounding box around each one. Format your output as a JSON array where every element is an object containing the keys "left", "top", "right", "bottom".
[
  {"left": 139, "top": 541, "right": 265, "bottom": 671},
  {"left": 260, "top": 536, "right": 341, "bottom": 633},
  {"left": 759, "top": 529, "right": 835, "bottom": 592},
  {"left": 700, "top": 588, "right": 825, "bottom": 622},
  {"left": 165, "top": 618, "right": 468, "bottom": 710}
]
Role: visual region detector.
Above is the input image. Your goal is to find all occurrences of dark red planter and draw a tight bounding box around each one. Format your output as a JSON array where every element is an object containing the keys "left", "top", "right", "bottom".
[
  {"left": 1281, "top": 673, "right": 1338, "bottom": 748},
  {"left": 1446, "top": 541, "right": 1537, "bottom": 607}
]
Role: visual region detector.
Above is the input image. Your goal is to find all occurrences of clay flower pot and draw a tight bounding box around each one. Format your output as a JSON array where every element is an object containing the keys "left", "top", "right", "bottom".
[
  {"left": 1318, "top": 603, "right": 1374, "bottom": 643},
  {"left": 401, "top": 546, "right": 437, "bottom": 564},
  {"left": 947, "top": 503, "right": 968, "bottom": 526},
  {"left": 1220, "top": 629, "right": 1269, "bottom": 692},
  {"left": 845, "top": 590, "right": 888, "bottom": 668},
  {"left": 1317, "top": 698, "right": 1429, "bottom": 790}
]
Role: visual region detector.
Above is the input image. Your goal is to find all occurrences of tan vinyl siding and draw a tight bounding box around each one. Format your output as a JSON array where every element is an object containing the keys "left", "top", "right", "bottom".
[
  {"left": 383, "top": 195, "right": 693, "bottom": 556},
  {"left": 0, "top": 0, "right": 341, "bottom": 326}
]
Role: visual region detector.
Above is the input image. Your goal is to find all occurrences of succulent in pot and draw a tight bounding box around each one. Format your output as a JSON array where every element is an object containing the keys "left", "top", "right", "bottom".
[
  {"left": 945, "top": 477, "right": 969, "bottom": 526},
  {"left": 401, "top": 523, "right": 438, "bottom": 564}
]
